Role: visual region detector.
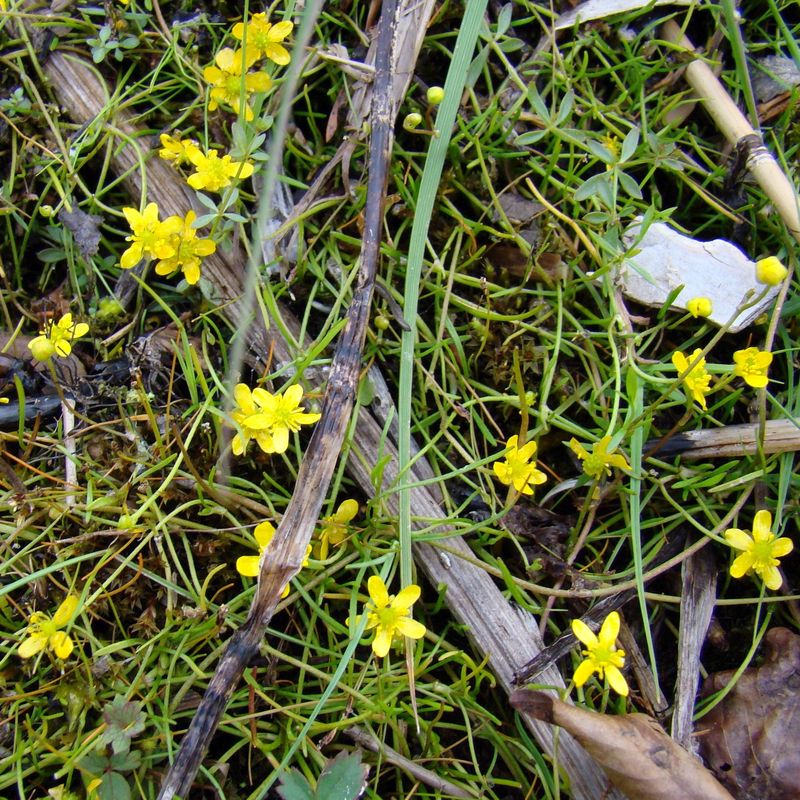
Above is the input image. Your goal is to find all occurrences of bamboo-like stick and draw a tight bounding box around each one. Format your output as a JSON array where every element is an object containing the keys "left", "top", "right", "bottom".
[
  {"left": 661, "top": 19, "right": 800, "bottom": 243},
  {"left": 652, "top": 419, "right": 800, "bottom": 459}
]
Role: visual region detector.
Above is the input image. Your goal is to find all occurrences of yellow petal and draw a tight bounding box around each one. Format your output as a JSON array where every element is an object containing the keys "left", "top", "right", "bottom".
[
  {"left": 269, "top": 20, "right": 294, "bottom": 39},
  {"left": 752, "top": 510, "right": 773, "bottom": 541},
  {"left": 771, "top": 537, "right": 794, "bottom": 558},
  {"left": 367, "top": 575, "right": 389, "bottom": 607},
  {"left": 18, "top": 634, "right": 48, "bottom": 659},
  {"left": 761, "top": 565, "right": 783, "bottom": 591},
  {"left": 52, "top": 595, "right": 78, "bottom": 627},
  {"left": 598, "top": 611, "right": 620, "bottom": 646},
  {"left": 729, "top": 552, "right": 754, "bottom": 579},
  {"left": 571, "top": 618, "right": 598, "bottom": 648},
  {"left": 51, "top": 631, "right": 74, "bottom": 659},
  {"left": 573, "top": 658, "right": 596, "bottom": 687},
  {"left": 236, "top": 555, "right": 260, "bottom": 577},
  {"left": 396, "top": 617, "right": 426, "bottom": 639},
  {"left": 724, "top": 528, "right": 753, "bottom": 552},
  {"left": 393, "top": 584, "right": 421, "bottom": 609},
  {"left": 605, "top": 664, "right": 629, "bottom": 696},
  {"left": 334, "top": 499, "right": 359, "bottom": 524},
  {"left": 253, "top": 521, "right": 275, "bottom": 549},
  {"left": 371, "top": 628, "right": 393, "bottom": 657},
  {"left": 233, "top": 383, "right": 254, "bottom": 413}
]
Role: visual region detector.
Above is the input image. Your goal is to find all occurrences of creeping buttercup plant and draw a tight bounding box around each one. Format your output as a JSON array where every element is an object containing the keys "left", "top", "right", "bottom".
[{"left": 4, "top": 1, "right": 799, "bottom": 797}]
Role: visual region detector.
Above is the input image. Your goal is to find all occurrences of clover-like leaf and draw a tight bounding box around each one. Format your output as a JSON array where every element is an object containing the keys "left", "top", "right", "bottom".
[{"left": 100, "top": 697, "right": 145, "bottom": 754}]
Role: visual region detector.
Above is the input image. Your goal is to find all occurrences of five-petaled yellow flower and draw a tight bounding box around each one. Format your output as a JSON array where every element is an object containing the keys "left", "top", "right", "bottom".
[
  {"left": 231, "top": 383, "right": 275, "bottom": 455},
  {"left": 230, "top": 382, "right": 321, "bottom": 456},
  {"left": 724, "top": 510, "right": 793, "bottom": 591},
  {"left": 314, "top": 499, "right": 358, "bottom": 560},
  {"left": 155, "top": 210, "right": 216, "bottom": 285},
  {"left": 732, "top": 347, "right": 772, "bottom": 389},
  {"left": 361, "top": 575, "right": 426, "bottom": 657},
  {"left": 232, "top": 13, "right": 294, "bottom": 65},
  {"left": 755, "top": 256, "right": 788, "bottom": 286},
  {"left": 256, "top": 384, "right": 321, "bottom": 454},
  {"left": 158, "top": 133, "right": 201, "bottom": 166},
  {"left": 187, "top": 148, "right": 255, "bottom": 193},
  {"left": 203, "top": 47, "right": 271, "bottom": 121},
  {"left": 569, "top": 435, "right": 630, "bottom": 480},
  {"left": 671, "top": 348, "right": 712, "bottom": 410},
  {"left": 18, "top": 595, "right": 79, "bottom": 660},
  {"left": 686, "top": 297, "right": 712, "bottom": 318},
  {"left": 493, "top": 435, "right": 547, "bottom": 495},
  {"left": 571, "top": 611, "right": 628, "bottom": 697},
  {"left": 120, "top": 202, "right": 176, "bottom": 270},
  {"left": 236, "top": 520, "right": 310, "bottom": 596},
  {"left": 28, "top": 313, "right": 90, "bottom": 361}
]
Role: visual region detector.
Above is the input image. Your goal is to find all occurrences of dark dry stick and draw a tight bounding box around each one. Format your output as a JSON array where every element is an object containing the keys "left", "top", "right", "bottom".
[{"left": 156, "top": 1, "right": 398, "bottom": 796}]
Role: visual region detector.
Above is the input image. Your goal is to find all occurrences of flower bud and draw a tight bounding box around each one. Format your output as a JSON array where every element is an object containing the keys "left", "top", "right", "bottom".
[
  {"left": 686, "top": 296, "right": 712, "bottom": 318},
  {"left": 40, "top": 204, "right": 55, "bottom": 218},
  {"left": 426, "top": 86, "right": 445, "bottom": 105},
  {"left": 755, "top": 256, "right": 788, "bottom": 285},
  {"left": 403, "top": 112, "right": 423, "bottom": 131}
]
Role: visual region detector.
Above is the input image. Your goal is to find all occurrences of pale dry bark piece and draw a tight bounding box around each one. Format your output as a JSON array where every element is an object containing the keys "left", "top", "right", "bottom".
[
  {"left": 42, "top": 39, "right": 623, "bottom": 800},
  {"left": 511, "top": 689, "right": 735, "bottom": 800},
  {"left": 661, "top": 20, "right": 800, "bottom": 243},
  {"left": 671, "top": 549, "right": 717, "bottom": 751}
]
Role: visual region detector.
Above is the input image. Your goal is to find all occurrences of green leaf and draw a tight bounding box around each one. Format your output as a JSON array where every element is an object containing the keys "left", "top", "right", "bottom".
[
  {"left": 619, "top": 126, "right": 640, "bottom": 162},
  {"left": 316, "top": 751, "right": 369, "bottom": 800},
  {"left": 100, "top": 697, "right": 145, "bottom": 754},
  {"left": 574, "top": 172, "right": 612, "bottom": 202},
  {"left": 618, "top": 170, "right": 643, "bottom": 200},
  {"left": 97, "top": 771, "right": 131, "bottom": 800},
  {"left": 276, "top": 769, "right": 315, "bottom": 800}
]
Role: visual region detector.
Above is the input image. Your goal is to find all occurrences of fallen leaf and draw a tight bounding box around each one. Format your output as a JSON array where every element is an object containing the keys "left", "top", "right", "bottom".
[
  {"left": 510, "top": 689, "right": 733, "bottom": 800},
  {"left": 698, "top": 627, "right": 800, "bottom": 800},
  {"left": 59, "top": 207, "right": 104, "bottom": 258}
]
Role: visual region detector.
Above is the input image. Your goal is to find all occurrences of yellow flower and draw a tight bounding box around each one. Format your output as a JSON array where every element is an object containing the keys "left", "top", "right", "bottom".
[
  {"left": 686, "top": 297, "right": 712, "bottom": 318},
  {"left": 203, "top": 47, "right": 271, "bottom": 121},
  {"left": 230, "top": 383, "right": 320, "bottom": 456},
  {"left": 732, "top": 347, "right": 772, "bottom": 389},
  {"left": 361, "top": 576, "right": 426, "bottom": 657},
  {"left": 232, "top": 13, "right": 293, "bottom": 66},
  {"left": 256, "top": 384, "right": 321, "bottom": 454},
  {"left": 755, "top": 256, "right": 788, "bottom": 286},
  {"left": 28, "top": 313, "right": 90, "bottom": 361},
  {"left": 568, "top": 435, "right": 630, "bottom": 479},
  {"left": 236, "top": 521, "right": 310, "bottom": 597},
  {"left": 493, "top": 434, "right": 546, "bottom": 495},
  {"left": 230, "top": 383, "right": 275, "bottom": 455},
  {"left": 155, "top": 210, "right": 216, "bottom": 285},
  {"left": 120, "top": 202, "right": 176, "bottom": 269},
  {"left": 571, "top": 611, "right": 628, "bottom": 697},
  {"left": 18, "top": 595, "right": 79, "bottom": 660},
  {"left": 724, "top": 510, "right": 793, "bottom": 591},
  {"left": 671, "top": 348, "right": 712, "bottom": 410},
  {"left": 158, "top": 133, "right": 201, "bottom": 166},
  {"left": 314, "top": 499, "right": 358, "bottom": 560},
  {"left": 187, "top": 148, "right": 254, "bottom": 193}
]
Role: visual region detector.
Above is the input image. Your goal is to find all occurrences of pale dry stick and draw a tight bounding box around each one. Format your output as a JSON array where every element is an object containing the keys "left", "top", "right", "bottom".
[
  {"left": 39, "top": 23, "right": 625, "bottom": 800},
  {"left": 155, "top": 1, "right": 399, "bottom": 793},
  {"left": 661, "top": 19, "right": 800, "bottom": 243},
  {"left": 671, "top": 549, "right": 717, "bottom": 751},
  {"left": 654, "top": 418, "right": 800, "bottom": 459},
  {"left": 345, "top": 726, "right": 478, "bottom": 799}
]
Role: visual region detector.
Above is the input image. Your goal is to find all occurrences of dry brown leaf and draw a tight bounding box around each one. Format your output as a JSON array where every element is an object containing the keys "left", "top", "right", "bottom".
[
  {"left": 698, "top": 627, "right": 800, "bottom": 800},
  {"left": 510, "top": 689, "right": 734, "bottom": 800}
]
